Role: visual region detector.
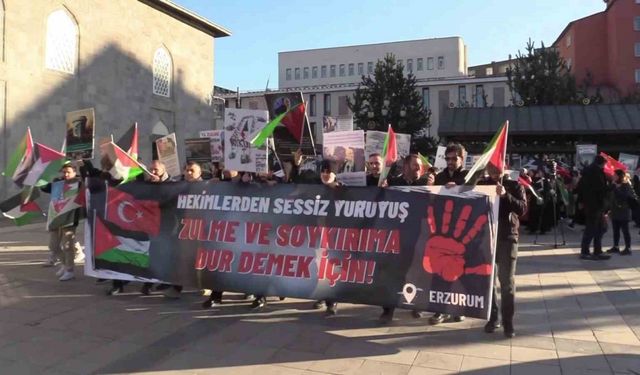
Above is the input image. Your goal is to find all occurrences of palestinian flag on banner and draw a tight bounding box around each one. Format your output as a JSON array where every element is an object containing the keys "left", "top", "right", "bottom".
[
  {"left": 94, "top": 216, "right": 150, "bottom": 268},
  {"left": 22, "top": 143, "right": 67, "bottom": 187},
  {"left": 464, "top": 121, "right": 509, "bottom": 185},
  {"left": 100, "top": 142, "right": 146, "bottom": 183},
  {"left": 251, "top": 102, "right": 305, "bottom": 147},
  {"left": 378, "top": 125, "right": 398, "bottom": 187},
  {"left": 600, "top": 152, "right": 627, "bottom": 177},
  {"left": 46, "top": 180, "right": 85, "bottom": 230},
  {"left": 0, "top": 188, "right": 42, "bottom": 226},
  {"left": 116, "top": 123, "right": 139, "bottom": 159},
  {"left": 2, "top": 128, "right": 35, "bottom": 187}
]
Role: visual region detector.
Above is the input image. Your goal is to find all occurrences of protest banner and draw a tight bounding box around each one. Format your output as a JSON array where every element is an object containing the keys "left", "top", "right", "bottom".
[
  {"left": 434, "top": 146, "right": 447, "bottom": 170},
  {"left": 365, "top": 131, "right": 411, "bottom": 159},
  {"left": 85, "top": 180, "right": 499, "bottom": 319},
  {"left": 323, "top": 130, "right": 366, "bottom": 186},
  {"left": 199, "top": 130, "right": 224, "bottom": 163},
  {"left": 264, "top": 92, "right": 315, "bottom": 159},
  {"left": 618, "top": 153, "right": 639, "bottom": 174},
  {"left": 224, "top": 108, "right": 269, "bottom": 173},
  {"left": 65, "top": 108, "right": 96, "bottom": 159},
  {"left": 185, "top": 138, "right": 212, "bottom": 164},
  {"left": 575, "top": 144, "right": 597, "bottom": 168},
  {"left": 465, "top": 154, "right": 481, "bottom": 170},
  {"left": 155, "top": 133, "right": 180, "bottom": 177}
]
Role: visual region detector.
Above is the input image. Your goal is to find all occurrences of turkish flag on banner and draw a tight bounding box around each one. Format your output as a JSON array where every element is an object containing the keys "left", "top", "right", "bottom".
[{"left": 105, "top": 186, "right": 161, "bottom": 236}]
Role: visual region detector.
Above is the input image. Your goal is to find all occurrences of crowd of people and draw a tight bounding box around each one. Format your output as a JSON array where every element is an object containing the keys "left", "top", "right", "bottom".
[{"left": 39, "top": 142, "right": 638, "bottom": 339}]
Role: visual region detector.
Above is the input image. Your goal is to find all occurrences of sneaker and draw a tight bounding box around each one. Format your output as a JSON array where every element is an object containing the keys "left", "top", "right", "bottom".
[
  {"left": 606, "top": 247, "right": 620, "bottom": 254},
  {"left": 244, "top": 294, "right": 255, "bottom": 300},
  {"left": 251, "top": 298, "right": 266, "bottom": 309},
  {"left": 312, "top": 300, "right": 325, "bottom": 309},
  {"left": 503, "top": 322, "right": 516, "bottom": 338},
  {"left": 325, "top": 303, "right": 338, "bottom": 316},
  {"left": 106, "top": 286, "right": 124, "bottom": 296},
  {"left": 55, "top": 265, "right": 66, "bottom": 277},
  {"left": 58, "top": 271, "right": 75, "bottom": 281},
  {"left": 454, "top": 315, "right": 465, "bottom": 322},
  {"left": 411, "top": 310, "right": 424, "bottom": 319},
  {"left": 621, "top": 249, "right": 632, "bottom": 256},
  {"left": 42, "top": 255, "right": 57, "bottom": 267},
  {"left": 484, "top": 320, "right": 501, "bottom": 333},
  {"left": 592, "top": 253, "right": 611, "bottom": 260},
  {"left": 162, "top": 288, "right": 181, "bottom": 299},
  {"left": 429, "top": 313, "right": 450, "bottom": 325}
]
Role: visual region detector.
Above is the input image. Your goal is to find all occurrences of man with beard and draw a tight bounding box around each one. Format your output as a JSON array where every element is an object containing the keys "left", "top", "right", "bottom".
[{"left": 366, "top": 153, "right": 383, "bottom": 186}]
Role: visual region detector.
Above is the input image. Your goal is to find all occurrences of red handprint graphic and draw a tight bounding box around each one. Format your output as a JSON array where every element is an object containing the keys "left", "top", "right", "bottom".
[{"left": 422, "top": 200, "right": 492, "bottom": 282}]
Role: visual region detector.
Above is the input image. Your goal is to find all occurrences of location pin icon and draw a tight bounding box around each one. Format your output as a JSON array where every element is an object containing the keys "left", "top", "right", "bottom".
[{"left": 402, "top": 283, "right": 417, "bottom": 304}]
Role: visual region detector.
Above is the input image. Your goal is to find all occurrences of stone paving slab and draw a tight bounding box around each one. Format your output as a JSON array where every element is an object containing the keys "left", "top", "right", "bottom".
[{"left": 0, "top": 224, "right": 640, "bottom": 374}]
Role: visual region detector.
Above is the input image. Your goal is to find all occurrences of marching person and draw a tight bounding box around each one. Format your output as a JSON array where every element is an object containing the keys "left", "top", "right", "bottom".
[
  {"left": 606, "top": 169, "right": 638, "bottom": 256},
  {"left": 41, "top": 163, "right": 83, "bottom": 281},
  {"left": 380, "top": 154, "right": 429, "bottom": 323},
  {"left": 430, "top": 143, "right": 468, "bottom": 325},
  {"left": 480, "top": 165, "right": 527, "bottom": 338},
  {"left": 577, "top": 155, "right": 611, "bottom": 260}
]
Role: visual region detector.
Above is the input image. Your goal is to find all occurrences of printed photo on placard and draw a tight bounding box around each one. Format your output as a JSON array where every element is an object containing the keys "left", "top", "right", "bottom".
[
  {"left": 224, "top": 108, "right": 269, "bottom": 173},
  {"left": 65, "top": 108, "right": 96, "bottom": 159}
]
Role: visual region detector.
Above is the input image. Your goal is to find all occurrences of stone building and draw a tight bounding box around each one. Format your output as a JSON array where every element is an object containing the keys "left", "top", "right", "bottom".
[{"left": 1, "top": 0, "right": 230, "bottom": 197}]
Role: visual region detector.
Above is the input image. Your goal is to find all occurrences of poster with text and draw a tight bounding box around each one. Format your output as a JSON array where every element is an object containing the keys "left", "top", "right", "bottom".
[
  {"left": 156, "top": 133, "right": 181, "bottom": 177},
  {"left": 618, "top": 153, "right": 639, "bottom": 174},
  {"left": 576, "top": 144, "right": 597, "bottom": 169},
  {"left": 434, "top": 146, "right": 447, "bottom": 170},
  {"left": 365, "top": 131, "right": 411, "bottom": 159},
  {"left": 224, "top": 108, "right": 269, "bottom": 173},
  {"left": 323, "top": 130, "right": 366, "bottom": 186},
  {"left": 199, "top": 130, "right": 225, "bottom": 163},
  {"left": 65, "top": 108, "right": 96, "bottom": 160}
]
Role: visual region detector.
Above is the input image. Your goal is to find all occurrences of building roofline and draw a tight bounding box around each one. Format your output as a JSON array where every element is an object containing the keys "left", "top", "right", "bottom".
[
  {"left": 278, "top": 36, "right": 463, "bottom": 55},
  {"left": 139, "top": 0, "right": 231, "bottom": 38},
  {"left": 552, "top": 9, "right": 606, "bottom": 47}
]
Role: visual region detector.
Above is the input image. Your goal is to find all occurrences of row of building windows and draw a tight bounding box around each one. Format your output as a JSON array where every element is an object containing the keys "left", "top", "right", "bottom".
[
  {"left": 304, "top": 84, "right": 488, "bottom": 117},
  {"left": 44, "top": 8, "right": 172, "bottom": 97},
  {"left": 285, "top": 56, "right": 445, "bottom": 81}
]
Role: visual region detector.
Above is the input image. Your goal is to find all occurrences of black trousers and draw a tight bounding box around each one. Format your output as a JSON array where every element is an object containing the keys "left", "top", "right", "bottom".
[
  {"left": 612, "top": 219, "right": 631, "bottom": 249},
  {"left": 490, "top": 239, "right": 517, "bottom": 325},
  {"left": 581, "top": 209, "right": 605, "bottom": 256}
]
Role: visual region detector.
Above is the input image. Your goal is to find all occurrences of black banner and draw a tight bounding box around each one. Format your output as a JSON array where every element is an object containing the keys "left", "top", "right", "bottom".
[{"left": 86, "top": 180, "right": 497, "bottom": 319}]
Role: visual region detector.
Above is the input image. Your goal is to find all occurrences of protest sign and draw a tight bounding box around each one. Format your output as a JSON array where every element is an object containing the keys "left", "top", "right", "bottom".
[
  {"left": 618, "top": 153, "right": 639, "bottom": 174},
  {"left": 155, "top": 133, "right": 180, "bottom": 177},
  {"left": 365, "top": 131, "right": 411, "bottom": 159},
  {"left": 185, "top": 138, "right": 212, "bottom": 164},
  {"left": 85, "top": 181, "right": 499, "bottom": 319},
  {"left": 324, "top": 116, "right": 354, "bottom": 133},
  {"left": 323, "top": 130, "right": 366, "bottom": 186},
  {"left": 434, "top": 146, "right": 447, "bottom": 170},
  {"left": 199, "top": 130, "right": 224, "bottom": 163},
  {"left": 576, "top": 144, "right": 597, "bottom": 168},
  {"left": 264, "top": 92, "right": 315, "bottom": 158},
  {"left": 224, "top": 108, "right": 269, "bottom": 173},
  {"left": 65, "top": 108, "right": 96, "bottom": 159}
]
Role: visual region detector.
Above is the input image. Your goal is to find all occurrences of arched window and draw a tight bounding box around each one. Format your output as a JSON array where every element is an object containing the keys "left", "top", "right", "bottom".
[
  {"left": 153, "top": 48, "right": 172, "bottom": 97},
  {"left": 45, "top": 9, "right": 78, "bottom": 74}
]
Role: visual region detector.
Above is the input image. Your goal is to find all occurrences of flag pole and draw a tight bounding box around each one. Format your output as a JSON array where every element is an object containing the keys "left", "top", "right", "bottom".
[{"left": 302, "top": 103, "right": 317, "bottom": 157}]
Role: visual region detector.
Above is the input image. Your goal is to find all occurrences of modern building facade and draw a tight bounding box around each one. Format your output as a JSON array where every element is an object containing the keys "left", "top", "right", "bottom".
[
  {"left": 553, "top": 0, "right": 640, "bottom": 100},
  {"left": 224, "top": 37, "right": 512, "bottom": 143},
  {"left": 1, "top": 0, "right": 230, "bottom": 197}
]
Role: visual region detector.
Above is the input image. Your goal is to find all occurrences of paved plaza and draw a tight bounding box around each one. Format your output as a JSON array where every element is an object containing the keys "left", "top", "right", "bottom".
[{"left": 0, "top": 222, "right": 639, "bottom": 375}]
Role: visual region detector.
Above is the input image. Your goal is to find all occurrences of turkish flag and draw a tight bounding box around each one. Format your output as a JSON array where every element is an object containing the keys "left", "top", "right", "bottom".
[
  {"left": 105, "top": 186, "right": 161, "bottom": 236},
  {"left": 600, "top": 152, "right": 627, "bottom": 177}
]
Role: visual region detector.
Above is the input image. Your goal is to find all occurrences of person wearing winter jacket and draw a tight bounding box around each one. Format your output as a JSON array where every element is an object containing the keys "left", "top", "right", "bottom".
[{"left": 606, "top": 169, "right": 638, "bottom": 256}]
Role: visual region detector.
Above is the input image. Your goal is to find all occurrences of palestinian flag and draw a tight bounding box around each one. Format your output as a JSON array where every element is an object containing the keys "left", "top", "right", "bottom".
[
  {"left": 94, "top": 216, "right": 150, "bottom": 268},
  {"left": 418, "top": 152, "right": 432, "bottom": 175},
  {"left": 2, "top": 128, "right": 34, "bottom": 187},
  {"left": 251, "top": 102, "right": 305, "bottom": 147},
  {"left": 518, "top": 176, "right": 540, "bottom": 200},
  {"left": 0, "top": 188, "right": 42, "bottom": 226},
  {"left": 116, "top": 123, "right": 139, "bottom": 159},
  {"left": 22, "top": 143, "right": 66, "bottom": 187},
  {"left": 100, "top": 142, "right": 146, "bottom": 183},
  {"left": 46, "top": 180, "right": 85, "bottom": 230},
  {"left": 600, "top": 152, "right": 627, "bottom": 177},
  {"left": 464, "top": 121, "right": 509, "bottom": 185},
  {"left": 378, "top": 125, "right": 398, "bottom": 187}
]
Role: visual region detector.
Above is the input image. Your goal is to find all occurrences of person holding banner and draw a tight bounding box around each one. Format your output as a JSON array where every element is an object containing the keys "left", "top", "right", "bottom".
[
  {"left": 380, "top": 154, "right": 429, "bottom": 323},
  {"left": 479, "top": 165, "right": 527, "bottom": 338},
  {"left": 366, "top": 153, "right": 383, "bottom": 186},
  {"left": 430, "top": 143, "right": 468, "bottom": 325},
  {"left": 41, "top": 163, "right": 83, "bottom": 281}
]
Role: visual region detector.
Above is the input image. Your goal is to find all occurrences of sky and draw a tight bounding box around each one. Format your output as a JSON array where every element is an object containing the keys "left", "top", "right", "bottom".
[{"left": 174, "top": 0, "right": 606, "bottom": 91}]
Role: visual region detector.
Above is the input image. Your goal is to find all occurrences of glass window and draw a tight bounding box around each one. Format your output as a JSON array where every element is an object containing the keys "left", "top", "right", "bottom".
[
  {"left": 309, "top": 94, "right": 316, "bottom": 116},
  {"left": 635, "top": 16, "right": 640, "bottom": 31},
  {"left": 422, "top": 88, "right": 430, "bottom": 110},
  {"left": 312, "top": 66, "right": 318, "bottom": 79},
  {"left": 427, "top": 57, "right": 434, "bottom": 70},
  {"left": 286, "top": 68, "right": 292, "bottom": 81},
  {"left": 330, "top": 65, "right": 336, "bottom": 77},
  {"left": 458, "top": 86, "right": 466, "bottom": 106},
  {"left": 475, "top": 85, "right": 485, "bottom": 107},
  {"left": 339, "top": 64, "right": 346, "bottom": 77},
  {"left": 486, "top": 67, "right": 493, "bottom": 76},
  {"left": 45, "top": 9, "right": 78, "bottom": 74},
  {"left": 367, "top": 61, "right": 373, "bottom": 74},
  {"left": 417, "top": 58, "right": 423, "bottom": 71},
  {"left": 294, "top": 68, "right": 301, "bottom": 80},
  {"left": 437, "top": 56, "right": 445, "bottom": 69},
  {"left": 321, "top": 65, "right": 327, "bottom": 78},
  {"left": 635, "top": 43, "right": 640, "bottom": 57},
  {"left": 348, "top": 63, "right": 354, "bottom": 76},
  {"left": 303, "top": 67, "right": 309, "bottom": 79},
  {"left": 152, "top": 47, "right": 172, "bottom": 97},
  {"left": 357, "top": 63, "right": 364, "bottom": 75},
  {"left": 407, "top": 59, "right": 413, "bottom": 73},
  {"left": 324, "top": 93, "right": 331, "bottom": 115}
]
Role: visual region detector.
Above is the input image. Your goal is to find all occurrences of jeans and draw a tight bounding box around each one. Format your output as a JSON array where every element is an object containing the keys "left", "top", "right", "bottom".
[
  {"left": 490, "top": 239, "right": 517, "bottom": 325},
  {"left": 612, "top": 219, "right": 631, "bottom": 249},
  {"left": 581, "top": 209, "right": 604, "bottom": 255},
  {"left": 48, "top": 227, "right": 77, "bottom": 272}
]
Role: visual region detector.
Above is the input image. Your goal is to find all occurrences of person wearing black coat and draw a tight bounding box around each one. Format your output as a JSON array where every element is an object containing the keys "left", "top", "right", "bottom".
[
  {"left": 576, "top": 156, "right": 611, "bottom": 260},
  {"left": 606, "top": 169, "right": 638, "bottom": 256}
]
